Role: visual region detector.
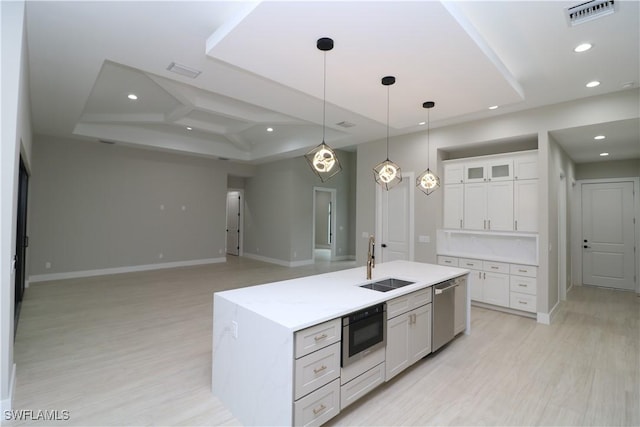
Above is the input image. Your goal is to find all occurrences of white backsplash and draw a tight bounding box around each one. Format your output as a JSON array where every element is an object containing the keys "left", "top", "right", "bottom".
[{"left": 437, "top": 229, "right": 538, "bottom": 265}]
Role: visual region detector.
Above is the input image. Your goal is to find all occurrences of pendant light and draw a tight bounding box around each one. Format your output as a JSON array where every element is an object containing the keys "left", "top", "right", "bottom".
[
  {"left": 416, "top": 101, "right": 440, "bottom": 195},
  {"left": 373, "top": 76, "right": 402, "bottom": 190},
  {"left": 304, "top": 37, "right": 342, "bottom": 182}
]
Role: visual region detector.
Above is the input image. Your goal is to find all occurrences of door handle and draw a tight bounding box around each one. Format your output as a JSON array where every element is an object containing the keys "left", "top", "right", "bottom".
[
  {"left": 583, "top": 245, "right": 591, "bottom": 249},
  {"left": 381, "top": 244, "right": 387, "bottom": 248}
]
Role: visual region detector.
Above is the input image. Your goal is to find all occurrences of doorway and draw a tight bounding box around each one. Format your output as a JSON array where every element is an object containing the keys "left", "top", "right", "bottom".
[
  {"left": 313, "top": 188, "right": 337, "bottom": 261},
  {"left": 581, "top": 181, "right": 636, "bottom": 291},
  {"left": 15, "top": 156, "right": 29, "bottom": 336},
  {"left": 375, "top": 172, "right": 415, "bottom": 263},
  {"left": 226, "top": 190, "right": 243, "bottom": 256}
]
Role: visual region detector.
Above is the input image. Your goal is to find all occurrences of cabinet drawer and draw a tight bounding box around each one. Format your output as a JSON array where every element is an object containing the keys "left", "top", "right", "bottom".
[
  {"left": 294, "top": 378, "right": 340, "bottom": 427},
  {"left": 295, "top": 318, "right": 341, "bottom": 359},
  {"left": 437, "top": 256, "right": 458, "bottom": 267},
  {"left": 387, "top": 288, "right": 431, "bottom": 319},
  {"left": 340, "top": 362, "right": 385, "bottom": 409},
  {"left": 510, "top": 264, "right": 537, "bottom": 278},
  {"left": 510, "top": 292, "right": 536, "bottom": 313},
  {"left": 458, "top": 258, "right": 483, "bottom": 270},
  {"left": 294, "top": 342, "right": 340, "bottom": 400},
  {"left": 510, "top": 276, "right": 537, "bottom": 295},
  {"left": 483, "top": 260, "right": 509, "bottom": 274}
]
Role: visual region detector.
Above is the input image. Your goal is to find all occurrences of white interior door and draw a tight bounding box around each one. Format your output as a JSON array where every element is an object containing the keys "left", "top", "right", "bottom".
[
  {"left": 226, "top": 191, "right": 241, "bottom": 256},
  {"left": 582, "top": 182, "right": 635, "bottom": 290},
  {"left": 376, "top": 173, "right": 414, "bottom": 262}
]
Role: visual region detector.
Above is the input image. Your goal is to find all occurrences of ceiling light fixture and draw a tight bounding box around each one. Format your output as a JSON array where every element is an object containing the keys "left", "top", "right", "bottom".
[
  {"left": 186, "top": 126, "right": 193, "bottom": 131},
  {"left": 304, "top": 37, "right": 342, "bottom": 182},
  {"left": 267, "top": 127, "right": 274, "bottom": 132},
  {"left": 594, "top": 135, "right": 605, "bottom": 140},
  {"left": 373, "top": 76, "right": 402, "bottom": 191},
  {"left": 586, "top": 80, "right": 600, "bottom": 88},
  {"left": 416, "top": 101, "right": 439, "bottom": 195},
  {"left": 489, "top": 105, "right": 499, "bottom": 110},
  {"left": 600, "top": 152, "right": 609, "bottom": 157},
  {"left": 574, "top": 43, "right": 592, "bottom": 53},
  {"left": 127, "top": 93, "right": 138, "bottom": 100}
]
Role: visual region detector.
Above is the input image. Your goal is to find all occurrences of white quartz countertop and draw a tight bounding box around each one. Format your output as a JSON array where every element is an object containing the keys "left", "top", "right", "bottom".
[{"left": 215, "top": 260, "right": 469, "bottom": 331}]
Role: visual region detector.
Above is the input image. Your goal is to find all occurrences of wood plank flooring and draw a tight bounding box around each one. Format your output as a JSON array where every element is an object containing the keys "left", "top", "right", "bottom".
[{"left": 10, "top": 257, "right": 640, "bottom": 426}]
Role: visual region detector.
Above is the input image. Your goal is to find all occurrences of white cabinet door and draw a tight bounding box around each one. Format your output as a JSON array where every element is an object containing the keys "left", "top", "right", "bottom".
[
  {"left": 464, "top": 162, "right": 487, "bottom": 183},
  {"left": 486, "top": 181, "right": 514, "bottom": 231},
  {"left": 488, "top": 159, "right": 513, "bottom": 182},
  {"left": 443, "top": 183, "right": 464, "bottom": 229},
  {"left": 410, "top": 304, "right": 432, "bottom": 364},
  {"left": 385, "top": 313, "right": 410, "bottom": 381},
  {"left": 469, "top": 270, "right": 483, "bottom": 301},
  {"left": 514, "top": 180, "right": 538, "bottom": 232},
  {"left": 483, "top": 272, "right": 510, "bottom": 307},
  {"left": 444, "top": 163, "right": 464, "bottom": 184},
  {"left": 454, "top": 279, "right": 467, "bottom": 335},
  {"left": 463, "top": 183, "right": 487, "bottom": 230},
  {"left": 514, "top": 154, "right": 538, "bottom": 180}
]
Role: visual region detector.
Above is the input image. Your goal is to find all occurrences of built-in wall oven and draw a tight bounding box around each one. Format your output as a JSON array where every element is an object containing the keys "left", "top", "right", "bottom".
[{"left": 341, "top": 303, "right": 386, "bottom": 367}]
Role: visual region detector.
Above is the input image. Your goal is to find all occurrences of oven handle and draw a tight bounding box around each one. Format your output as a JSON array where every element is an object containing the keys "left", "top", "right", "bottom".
[{"left": 434, "top": 282, "right": 458, "bottom": 295}]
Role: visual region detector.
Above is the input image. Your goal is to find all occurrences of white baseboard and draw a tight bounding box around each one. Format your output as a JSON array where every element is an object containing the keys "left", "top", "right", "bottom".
[
  {"left": 332, "top": 255, "right": 356, "bottom": 261},
  {"left": 0, "top": 363, "right": 16, "bottom": 418},
  {"left": 537, "top": 300, "right": 560, "bottom": 325},
  {"left": 243, "top": 253, "right": 314, "bottom": 268},
  {"left": 28, "top": 258, "right": 226, "bottom": 283}
]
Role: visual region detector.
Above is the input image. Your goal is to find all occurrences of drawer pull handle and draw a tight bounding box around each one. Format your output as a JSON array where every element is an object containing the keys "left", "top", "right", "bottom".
[
  {"left": 491, "top": 266, "right": 499, "bottom": 270},
  {"left": 518, "top": 284, "right": 527, "bottom": 287},
  {"left": 314, "top": 333, "right": 328, "bottom": 341},
  {"left": 466, "top": 263, "right": 473, "bottom": 266},
  {"left": 445, "top": 260, "right": 452, "bottom": 264},
  {"left": 518, "top": 269, "right": 527, "bottom": 273},
  {"left": 519, "top": 301, "right": 528, "bottom": 305},
  {"left": 313, "top": 365, "right": 327, "bottom": 374},
  {"left": 313, "top": 404, "right": 327, "bottom": 415}
]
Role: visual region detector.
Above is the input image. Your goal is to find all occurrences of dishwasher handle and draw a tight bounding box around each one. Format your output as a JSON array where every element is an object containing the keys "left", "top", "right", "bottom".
[{"left": 434, "top": 282, "right": 458, "bottom": 295}]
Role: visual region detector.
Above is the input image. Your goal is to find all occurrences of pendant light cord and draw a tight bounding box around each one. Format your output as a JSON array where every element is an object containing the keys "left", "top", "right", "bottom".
[
  {"left": 427, "top": 107, "right": 430, "bottom": 168},
  {"left": 386, "top": 85, "right": 390, "bottom": 160},
  {"left": 322, "top": 51, "right": 327, "bottom": 143}
]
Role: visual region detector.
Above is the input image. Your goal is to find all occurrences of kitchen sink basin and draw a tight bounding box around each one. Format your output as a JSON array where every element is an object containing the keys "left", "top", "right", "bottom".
[{"left": 360, "top": 278, "right": 415, "bottom": 292}]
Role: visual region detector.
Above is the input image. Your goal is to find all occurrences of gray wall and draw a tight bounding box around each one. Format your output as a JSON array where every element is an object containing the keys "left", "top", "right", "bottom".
[
  {"left": 244, "top": 150, "right": 356, "bottom": 264},
  {"left": 576, "top": 159, "right": 640, "bottom": 180},
  {"left": 28, "top": 137, "right": 235, "bottom": 276}
]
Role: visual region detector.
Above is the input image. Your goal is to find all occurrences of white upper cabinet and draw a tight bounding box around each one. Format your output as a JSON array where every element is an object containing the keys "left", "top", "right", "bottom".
[
  {"left": 488, "top": 159, "right": 513, "bottom": 181},
  {"left": 486, "top": 181, "right": 514, "bottom": 231},
  {"left": 444, "top": 163, "right": 464, "bottom": 184},
  {"left": 463, "top": 162, "right": 487, "bottom": 183},
  {"left": 443, "top": 183, "right": 464, "bottom": 229},
  {"left": 514, "top": 153, "right": 538, "bottom": 180},
  {"left": 514, "top": 180, "right": 538, "bottom": 232}
]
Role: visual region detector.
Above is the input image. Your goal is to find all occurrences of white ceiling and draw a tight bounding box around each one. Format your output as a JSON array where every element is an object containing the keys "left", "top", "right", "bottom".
[{"left": 25, "top": 1, "right": 640, "bottom": 165}]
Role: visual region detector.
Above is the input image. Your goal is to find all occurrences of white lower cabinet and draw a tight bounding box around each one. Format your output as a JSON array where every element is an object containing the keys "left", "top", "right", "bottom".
[
  {"left": 385, "top": 292, "right": 432, "bottom": 381},
  {"left": 438, "top": 256, "right": 537, "bottom": 314},
  {"left": 340, "top": 361, "right": 385, "bottom": 409},
  {"left": 294, "top": 378, "right": 340, "bottom": 427},
  {"left": 454, "top": 278, "right": 467, "bottom": 335}
]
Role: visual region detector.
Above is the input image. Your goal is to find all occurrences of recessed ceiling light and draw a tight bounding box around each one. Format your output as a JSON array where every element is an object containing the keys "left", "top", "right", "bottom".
[
  {"left": 488, "top": 105, "right": 499, "bottom": 110},
  {"left": 267, "top": 127, "right": 274, "bottom": 132},
  {"left": 418, "top": 121, "right": 426, "bottom": 126},
  {"left": 594, "top": 135, "right": 605, "bottom": 140},
  {"left": 127, "top": 93, "right": 138, "bottom": 100},
  {"left": 586, "top": 80, "right": 600, "bottom": 88},
  {"left": 186, "top": 127, "right": 193, "bottom": 131},
  {"left": 600, "top": 152, "right": 609, "bottom": 157},
  {"left": 574, "top": 43, "right": 592, "bottom": 53}
]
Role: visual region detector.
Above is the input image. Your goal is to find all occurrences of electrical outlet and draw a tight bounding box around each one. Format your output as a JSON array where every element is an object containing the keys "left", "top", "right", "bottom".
[
  {"left": 45, "top": 262, "right": 51, "bottom": 269},
  {"left": 158, "top": 253, "right": 164, "bottom": 259},
  {"left": 418, "top": 235, "right": 431, "bottom": 243}
]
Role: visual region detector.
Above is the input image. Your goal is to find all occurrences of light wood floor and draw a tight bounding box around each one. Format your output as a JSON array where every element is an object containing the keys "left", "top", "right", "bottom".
[{"left": 10, "top": 257, "right": 640, "bottom": 426}]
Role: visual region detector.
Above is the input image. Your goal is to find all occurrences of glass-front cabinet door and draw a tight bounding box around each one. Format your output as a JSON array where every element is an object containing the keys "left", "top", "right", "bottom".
[
  {"left": 464, "top": 162, "right": 486, "bottom": 183},
  {"left": 488, "top": 160, "right": 513, "bottom": 181}
]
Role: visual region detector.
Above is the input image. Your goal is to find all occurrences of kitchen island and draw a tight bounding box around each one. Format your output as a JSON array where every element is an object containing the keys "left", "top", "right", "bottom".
[{"left": 212, "top": 260, "right": 469, "bottom": 426}]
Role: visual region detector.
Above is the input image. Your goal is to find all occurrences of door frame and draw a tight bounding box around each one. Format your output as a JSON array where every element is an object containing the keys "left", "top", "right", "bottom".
[
  {"left": 558, "top": 171, "right": 568, "bottom": 301},
  {"left": 226, "top": 189, "right": 244, "bottom": 256},
  {"left": 375, "top": 171, "right": 415, "bottom": 263},
  {"left": 572, "top": 177, "right": 639, "bottom": 293},
  {"left": 312, "top": 187, "right": 337, "bottom": 261}
]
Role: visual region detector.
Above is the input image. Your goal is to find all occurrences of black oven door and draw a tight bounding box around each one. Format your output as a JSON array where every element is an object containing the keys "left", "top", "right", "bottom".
[{"left": 343, "top": 308, "right": 385, "bottom": 366}]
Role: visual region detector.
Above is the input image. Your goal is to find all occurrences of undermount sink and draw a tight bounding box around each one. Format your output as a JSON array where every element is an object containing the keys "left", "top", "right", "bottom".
[{"left": 360, "top": 278, "right": 415, "bottom": 292}]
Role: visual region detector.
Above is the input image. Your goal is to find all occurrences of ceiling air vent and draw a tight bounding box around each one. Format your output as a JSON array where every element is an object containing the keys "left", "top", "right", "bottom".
[
  {"left": 336, "top": 121, "right": 355, "bottom": 128},
  {"left": 167, "top": 62, "right": 201, "bottom": 79},
  {"left": 566, "top": 0, "right": 617, "bottom": 26},
  {"left": 98, "top": 139, "right": 116, "bottom": 145}
]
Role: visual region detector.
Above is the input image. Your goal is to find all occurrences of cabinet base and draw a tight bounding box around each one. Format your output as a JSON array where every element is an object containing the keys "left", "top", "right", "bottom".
[{"left": 471, "top": 301, "right": 536, "bottom": 319}]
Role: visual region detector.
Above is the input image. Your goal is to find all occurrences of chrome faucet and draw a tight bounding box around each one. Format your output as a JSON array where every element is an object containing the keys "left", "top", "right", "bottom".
[{"left": 366, "top": 235, "right": 375, "bottom": 280}]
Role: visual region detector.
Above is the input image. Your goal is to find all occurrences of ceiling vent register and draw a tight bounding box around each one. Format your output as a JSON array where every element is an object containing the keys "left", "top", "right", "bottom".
[{"left": 566, "top": 0, "right": 617, "bottom": 26}]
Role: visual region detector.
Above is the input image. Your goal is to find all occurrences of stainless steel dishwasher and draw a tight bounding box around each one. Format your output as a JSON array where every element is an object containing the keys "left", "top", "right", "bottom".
[{"left": 432, "top": 278, "right": 460, "bottom": 352}]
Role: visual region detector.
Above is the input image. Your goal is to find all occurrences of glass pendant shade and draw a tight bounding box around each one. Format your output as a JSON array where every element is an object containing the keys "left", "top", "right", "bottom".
[
  {"left": 305, "top": 142, "right": 342, "bottom": 182},
  {"left": 417, "top": 168, "right": 440, "bottom": 195},
  {"left": 416, "top": 100, "right": 440, "bottom": 195},
  {"left": 374, "top": 158, "right": 402, "bottom": 190},
  {"left": 305, "top": 37, "right": 342, "bottom": 182},
  {"left": 374, "top": 75, "right": 402, "bottom": 190}
]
